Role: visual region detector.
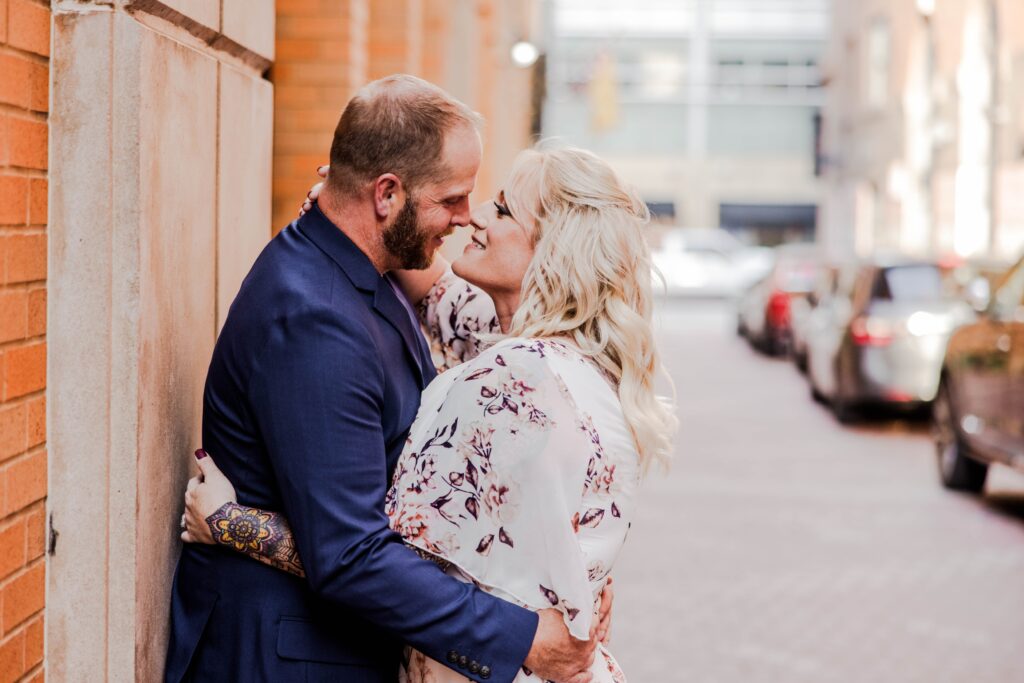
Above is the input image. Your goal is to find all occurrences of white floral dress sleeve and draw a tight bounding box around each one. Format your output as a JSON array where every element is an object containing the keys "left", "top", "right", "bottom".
[
  {"left": 416, "top": 268, "right": 501, "bottom": 373},
  {"left": 388, "top": 339, "right": 638, "bottom": 682}
]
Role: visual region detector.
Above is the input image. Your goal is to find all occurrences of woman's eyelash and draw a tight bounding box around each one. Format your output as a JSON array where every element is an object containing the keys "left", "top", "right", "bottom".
[{"left": 494, "top": 201, "right": 512, "bottom": 218}]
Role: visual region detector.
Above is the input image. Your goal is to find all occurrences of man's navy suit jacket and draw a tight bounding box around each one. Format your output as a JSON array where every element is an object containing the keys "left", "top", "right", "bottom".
[{"left": 165, "top": 206, "right": 537, "bottom": 682}]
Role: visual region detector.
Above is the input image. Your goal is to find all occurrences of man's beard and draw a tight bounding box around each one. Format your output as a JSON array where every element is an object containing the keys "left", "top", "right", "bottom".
[{"left": 383, "top": 195, "right": 433, "bottom": 270}]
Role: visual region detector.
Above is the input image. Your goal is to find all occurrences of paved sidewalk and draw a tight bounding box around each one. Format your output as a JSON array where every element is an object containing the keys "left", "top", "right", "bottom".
[{"left": 610, "top": 301, "right": 1024, "bottom": 682}]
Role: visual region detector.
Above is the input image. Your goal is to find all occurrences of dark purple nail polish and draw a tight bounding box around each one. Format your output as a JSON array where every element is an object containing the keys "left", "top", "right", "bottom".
[{"left": 195, "top": 449, "right": 208, "bottom": 460}]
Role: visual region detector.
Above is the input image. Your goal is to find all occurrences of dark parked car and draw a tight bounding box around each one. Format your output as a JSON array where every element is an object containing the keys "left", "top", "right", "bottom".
[
  {"left": 805, "top": 258, "right": 973, "bottom": 422},
  {"left": 737, "top": 243, "right": 821, "bottom": 355},
  {"left": 933, "top": 253, "right": 1024, "bottom": 492}
]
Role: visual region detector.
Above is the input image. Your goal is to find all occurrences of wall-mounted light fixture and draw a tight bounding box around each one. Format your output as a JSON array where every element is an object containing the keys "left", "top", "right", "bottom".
[{"left": 511, "top": 40, "right": 540, "bottom": 68}]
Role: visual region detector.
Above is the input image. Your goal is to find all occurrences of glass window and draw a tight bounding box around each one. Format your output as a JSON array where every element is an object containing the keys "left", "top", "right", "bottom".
[
  {"left": 871, "top": 265, "right": 944, "bottom": 301},
  {"left": 866, "top": 19, "right": 890, "bottom": 108},
  {"left": 992, "top": 259, "right": 1024, "bottom": 320}
]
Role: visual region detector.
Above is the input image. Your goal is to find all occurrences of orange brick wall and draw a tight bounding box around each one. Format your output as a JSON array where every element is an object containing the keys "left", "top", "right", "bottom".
[
  {"left": 273, "top": 0, "right": 536, "bottom": 233},
  {"left": 0, "top": 0, "right": 49, "bottom": 682},
  {"left": 272, "top": 0, "right": 368, "bottom": 233}
]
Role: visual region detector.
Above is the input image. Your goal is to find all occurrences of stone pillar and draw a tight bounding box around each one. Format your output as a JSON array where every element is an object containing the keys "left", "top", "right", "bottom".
[{"left": 48, "top": 1, "right": 273, "bottom": 680}]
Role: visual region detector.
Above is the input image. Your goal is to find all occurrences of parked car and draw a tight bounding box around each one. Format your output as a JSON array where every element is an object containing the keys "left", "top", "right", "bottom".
[
  {"left": 736, "top": 243, "right": 821, "bottom": 355},
  {"left": 805, "top": 258, "right": 973, "bottom": 422},
  {"left": 653, "top": 228, "right": 773, "bottom": 298},
  {"left": 790, "top": 262, "right": 841, "bottom": 372},
  {"left": 932, "top": 253, "right": 1024, "bottom": 492}
]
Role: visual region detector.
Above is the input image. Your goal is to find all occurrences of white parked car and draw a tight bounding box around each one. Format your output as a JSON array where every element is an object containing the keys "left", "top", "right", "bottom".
[{"left": 652, "top": 228, "right": 773, "bottom": 298}]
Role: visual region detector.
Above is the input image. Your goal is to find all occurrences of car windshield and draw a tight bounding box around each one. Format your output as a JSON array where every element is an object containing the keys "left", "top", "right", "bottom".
[{"left": 872, "top": 265, "right": 945, "bottom": 301}]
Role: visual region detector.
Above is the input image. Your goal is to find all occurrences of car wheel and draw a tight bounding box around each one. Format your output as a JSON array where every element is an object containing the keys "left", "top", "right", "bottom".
[
  {"left": 832, "top": 391, "right": 857, "bottom": 424},
  {"left": 831, "top": 364, "right": 858, "bottom": 424},
  {"left": 932, "top": 379, "right": 988, "bottom": 493},
  {"left": 794, "top": 350, "right": 808, "bottom": 374}
]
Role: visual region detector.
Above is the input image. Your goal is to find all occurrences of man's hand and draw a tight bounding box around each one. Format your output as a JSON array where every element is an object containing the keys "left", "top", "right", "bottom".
[{"left": 523, "top": 609, "right": 597, "bottom": 683}]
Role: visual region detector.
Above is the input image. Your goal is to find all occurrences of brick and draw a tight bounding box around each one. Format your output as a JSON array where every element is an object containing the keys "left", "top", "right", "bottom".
[
  {"left": 0, "top": 176, "right": 29, "bottom": 226},
  {"left": 2, "top": 342, "right": 45, "bottom": 401},
  {"left": 1, "top": 561, "right": 44, "bottom": 634},
  {"left": 0, "top": 629, "right": 25, "bottom": 683},
  {"left": 0, "top": 290, "right": 27, "bottom": 344},
  {"left": 0, "top": 55, "right": 31, "bottom": 110},
  {"left": 5, "top": 234, "right": 45, "bottom": 284},
  {"left": 4, "top": 450, "right": 45, "bottom": 513},
  {"left": 27, "top": 61, "right": 47, "bottom": 113},
  {"left": 23, "top": 615, "right": 41, "bottom": 669},
  {"left": 7, "top": 118, "right": 46, "bottom": 170},
  {"left": 25, "top": 289, "right": 43, "bottom": 338},
  {"left": 27, "top": 179, "right": 45, "bottom": 225},
  {"left": 25, "top": 667, "right": 43, "bottom": 683},
  {"left": 0, "top": 518, "right": 26, "bottom": 581},
  {"left": 8, "top": 0, "right": 49, "bottom": 58},
  {"left": 23, "top": 505, "right": 43, "bottom": 560},
  {"left": 24, "top": 394, "right": 42, "bottom": 449},
  {"left": 0, "top": 402, "right": 26, "bottom": 461},
  {"left": 0, "top": 0, "right": 7, "bottom": 43}
]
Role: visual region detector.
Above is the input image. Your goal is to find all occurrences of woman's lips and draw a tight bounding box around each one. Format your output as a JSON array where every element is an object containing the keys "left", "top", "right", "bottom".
[{"left": 470, "top": 236, "right": 486, "bottom": 250}]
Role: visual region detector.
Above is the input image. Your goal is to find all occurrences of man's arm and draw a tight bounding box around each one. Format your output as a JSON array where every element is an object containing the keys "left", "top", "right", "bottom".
[{"left": 249, "top": 306, "right": 538, "bottom": 683}]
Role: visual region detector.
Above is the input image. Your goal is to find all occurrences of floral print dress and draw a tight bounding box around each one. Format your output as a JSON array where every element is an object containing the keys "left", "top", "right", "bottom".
[{"left": 392, "top": 270, "right": 636, "bottom": 683}]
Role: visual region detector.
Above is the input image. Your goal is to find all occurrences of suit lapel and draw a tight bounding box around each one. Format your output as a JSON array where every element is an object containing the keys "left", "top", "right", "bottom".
[
  {"left": 295, "top": 205, "right": 434, "bottom": 388},
  {"left": 373, "top": 281, "right": 429, "bottom": 388}
]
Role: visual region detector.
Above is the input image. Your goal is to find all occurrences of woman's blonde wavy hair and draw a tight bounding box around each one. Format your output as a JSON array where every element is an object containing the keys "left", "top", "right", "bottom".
[{"left": 502, "top": 144, "right": 677, "bottom": 472}]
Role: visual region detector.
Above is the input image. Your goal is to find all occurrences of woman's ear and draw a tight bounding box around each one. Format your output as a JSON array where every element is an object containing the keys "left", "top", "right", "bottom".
[{"left": 373, "top": 174, "right": 403, "bottom": 220}]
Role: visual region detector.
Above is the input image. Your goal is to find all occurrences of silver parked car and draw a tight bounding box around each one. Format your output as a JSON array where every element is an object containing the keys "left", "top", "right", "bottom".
[
  {"left": 806, "top": 259, "right": 974, "bottom": 422},
  {"left": 736, "top": 243, "right": 821, "bottom": 355},
  {"left": 653, "top": 228, "right": 773, "bottom": 298}
]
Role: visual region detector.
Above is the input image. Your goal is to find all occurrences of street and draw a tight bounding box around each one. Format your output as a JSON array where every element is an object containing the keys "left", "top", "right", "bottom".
[{"left": 611, "top": 300, "right": 1024, "bottom": 683}]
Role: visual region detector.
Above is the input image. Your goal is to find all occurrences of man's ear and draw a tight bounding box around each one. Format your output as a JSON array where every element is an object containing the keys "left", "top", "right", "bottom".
[{"left": 373, "top": 174, "right": 403, "bottom": 220}]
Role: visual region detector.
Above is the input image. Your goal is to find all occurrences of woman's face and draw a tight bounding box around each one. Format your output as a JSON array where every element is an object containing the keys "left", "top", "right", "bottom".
[{"left": 452, "top": 190, "right": 535, "bottom": 299}]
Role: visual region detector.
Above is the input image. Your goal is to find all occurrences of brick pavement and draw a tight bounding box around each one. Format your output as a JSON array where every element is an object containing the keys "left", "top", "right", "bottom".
[{"left": 609, "top": 301, "right": 1024, "bottom": 683}]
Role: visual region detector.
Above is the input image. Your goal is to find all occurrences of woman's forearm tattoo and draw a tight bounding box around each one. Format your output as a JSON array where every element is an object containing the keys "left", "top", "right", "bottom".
[{"left": 205, "top": 503, "right": 306, "bottom": 577}]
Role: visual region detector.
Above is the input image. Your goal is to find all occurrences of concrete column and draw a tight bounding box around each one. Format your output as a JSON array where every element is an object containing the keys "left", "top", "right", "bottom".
[{"left": 48, "top": 2, "right": 273, "bottom": 680}]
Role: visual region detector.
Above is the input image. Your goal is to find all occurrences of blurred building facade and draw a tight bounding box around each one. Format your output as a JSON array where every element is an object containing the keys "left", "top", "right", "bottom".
[
  {"left": 0, "top": 1, "right": 539, "bottom": 682},
  {"left": 820, "top": 0, "right": 1024, "bottom": 261},
  {"left": 544, "top": 0, "right": 829, "bottom": 245}
]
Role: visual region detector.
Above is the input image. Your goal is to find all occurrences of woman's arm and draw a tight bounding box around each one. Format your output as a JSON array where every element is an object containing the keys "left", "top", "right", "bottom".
[
  {"left": 392, "top": 255, "right": 449, "bottom": 307},
  {"left": 204, "top": 502, "right": 305, "bottom": 577},
  {"left": 181, "top": 451, "right": 305, "bottom": 577},
  {"left": 298, "top": 165, "right": 448, "bottom": 306}
]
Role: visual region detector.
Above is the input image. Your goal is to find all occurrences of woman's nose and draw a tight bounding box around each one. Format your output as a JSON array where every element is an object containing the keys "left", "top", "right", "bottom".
[{"left": 469, "top": 204, "right": 490, "bottom": 231}]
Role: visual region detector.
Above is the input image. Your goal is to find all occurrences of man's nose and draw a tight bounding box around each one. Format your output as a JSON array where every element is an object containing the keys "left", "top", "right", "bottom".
[{"left": 450, "top": 197, "right": 473, "bottom": 227}]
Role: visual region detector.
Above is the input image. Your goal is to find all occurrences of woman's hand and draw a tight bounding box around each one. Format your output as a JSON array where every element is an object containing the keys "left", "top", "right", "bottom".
[
  {"left": 180, "top": 450, "right": 237, "bottom": 544},
  {"left": 298, "top": 165, "right": 328, "bottom": 217}
]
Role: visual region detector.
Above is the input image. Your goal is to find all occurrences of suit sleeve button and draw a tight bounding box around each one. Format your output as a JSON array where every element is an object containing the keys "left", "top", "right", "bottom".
[
  {"left": 446, "top": 650, "right": 459, "bottom": 664},
  {"left": 469, "top": 661, "right": 481, "bottom": 674},
  {"left": 458, "top": 655, "right": 468, "bottom": 668},
  {"left": 480, "top": 665, "right": 491, "bottom": 679}
]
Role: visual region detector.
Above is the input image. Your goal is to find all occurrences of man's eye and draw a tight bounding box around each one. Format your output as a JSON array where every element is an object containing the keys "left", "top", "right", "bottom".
[{"left": 445, "top": 197, "right": 463, "bottom": 206}]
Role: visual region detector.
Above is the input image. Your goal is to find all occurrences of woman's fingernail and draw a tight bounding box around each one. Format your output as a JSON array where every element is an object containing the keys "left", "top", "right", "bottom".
[
  {"left": 195, "top": 449, "right": 208, "bottom": 460},
  {"left": 317, "top": 165, "right": 328, "bottom": 173}
]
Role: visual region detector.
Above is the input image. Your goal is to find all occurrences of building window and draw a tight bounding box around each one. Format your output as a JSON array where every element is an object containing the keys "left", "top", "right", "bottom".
[{"left": 866, "top": 18, "right": 890, "bottom": 108}]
